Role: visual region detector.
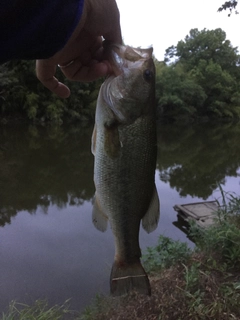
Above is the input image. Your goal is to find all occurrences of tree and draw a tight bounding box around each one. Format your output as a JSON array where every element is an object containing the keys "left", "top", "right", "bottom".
[
  {"left": 189, "top": 58, "right": 240, "bottom": 116},
  {"left": 218, "top": 0, "right": 238, "bottom": 16},
  {"left": 159, "top": 28, "right": 240, "bottom": 119},
  {"left": 164, "top": 28, "right": 239, "bottom": 73},
  {"left": 156, "top": 62, "right": 206, "bottom": 119},
  {"left": 0, "top": 60, "right": 102, "bottom": 122}
]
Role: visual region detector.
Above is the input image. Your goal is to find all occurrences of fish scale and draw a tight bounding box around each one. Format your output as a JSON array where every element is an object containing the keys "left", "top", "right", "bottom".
[{"left": 91, "top": 43, "right": 160, "bottom": 296}]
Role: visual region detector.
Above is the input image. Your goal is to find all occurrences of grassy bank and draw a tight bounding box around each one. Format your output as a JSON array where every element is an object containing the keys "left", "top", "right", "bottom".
[{"left": 2, "top": 194, "right": 240, "bottom": 320}]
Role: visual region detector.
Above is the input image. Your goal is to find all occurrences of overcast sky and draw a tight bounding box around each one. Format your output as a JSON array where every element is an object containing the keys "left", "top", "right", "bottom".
[{"left": 116, "top": 0, "right": 240, "bottom": 60}]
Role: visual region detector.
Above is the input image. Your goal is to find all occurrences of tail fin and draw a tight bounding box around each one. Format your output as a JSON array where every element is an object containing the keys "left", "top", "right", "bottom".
[{"left": 110, "top": 260, "right": 151, "bottom": 296}]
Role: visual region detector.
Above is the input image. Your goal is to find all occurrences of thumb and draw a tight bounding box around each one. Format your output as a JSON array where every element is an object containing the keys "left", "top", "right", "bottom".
[{"left": 84, "top": 0, "right": 122, "bottom": 44}]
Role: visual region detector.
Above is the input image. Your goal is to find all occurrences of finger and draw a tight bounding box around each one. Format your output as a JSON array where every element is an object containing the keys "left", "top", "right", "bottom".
[
  {"left": 36, "top": 60, "right": 71, "bottom": 98},
  {"left": 84, "top": 0, "right": 122, "bottom": 45},
  {"left": 61, "top": 60, "right": 109, "bottom": 82}
]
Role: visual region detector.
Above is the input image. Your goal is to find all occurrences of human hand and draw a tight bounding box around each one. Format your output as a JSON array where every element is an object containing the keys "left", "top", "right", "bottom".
[{"left": 36, "top": 0, "right": 122, "bottom": 98}]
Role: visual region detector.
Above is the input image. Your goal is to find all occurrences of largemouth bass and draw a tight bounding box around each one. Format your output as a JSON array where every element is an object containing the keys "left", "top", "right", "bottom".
[{"left": 91, "top": 43, "right": 160, "bottom": 296}]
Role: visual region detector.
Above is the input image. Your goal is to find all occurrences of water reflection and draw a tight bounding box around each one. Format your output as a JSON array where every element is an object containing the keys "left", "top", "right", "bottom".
[
  {"left": 0, "top": 123, "right": 240, "bottom": 226},
  {"left": 157, "top": 122, "right": 240, "bottom": 199},
  {"left": 1, "top": 122, "right": 240, "bottom": 226},
  {"left": 0, "top": 122, "right": 240, "bottom": 312},
  {"left": 0, "top": 124, "right": 95, "bottom": 226}
]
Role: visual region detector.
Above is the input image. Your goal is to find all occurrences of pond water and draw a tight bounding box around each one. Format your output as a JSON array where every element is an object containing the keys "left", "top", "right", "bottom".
[{"left": 0, "top": 121, "right": 239, "bottom": 313}]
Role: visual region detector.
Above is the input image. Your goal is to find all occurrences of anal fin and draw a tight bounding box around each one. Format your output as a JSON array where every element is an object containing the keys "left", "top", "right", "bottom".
[
  {"left": 142, "top": 184, "right": 160, "bottom": 233},
  {"left": 92, "top": 193, "right": 108, "bottom": 232}
]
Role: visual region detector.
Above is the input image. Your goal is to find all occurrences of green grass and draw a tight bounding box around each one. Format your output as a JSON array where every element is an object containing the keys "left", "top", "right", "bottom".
[
  {"left": 1, "top": 300, "right": 79, "bottom": 320},
  {"left": 79, "top": 294, "right": 110, "bottom": 320},
  {"left": 176, "top": 193, "right": 240, "bottom": 319},
  {"left": 190, "top": 192, "right": 240, "bottom": 267},
  {"left": 142, "top": 234, "right": 191, "bottom": 272}
]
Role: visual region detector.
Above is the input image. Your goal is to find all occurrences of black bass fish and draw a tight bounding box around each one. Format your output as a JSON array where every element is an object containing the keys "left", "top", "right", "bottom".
[{"left": 91, "top": 43, "right": 160, "bottom": 296}]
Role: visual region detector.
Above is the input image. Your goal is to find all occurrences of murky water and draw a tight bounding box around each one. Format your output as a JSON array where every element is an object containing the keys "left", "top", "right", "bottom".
[{"left": 0, "top": 122, "right": 239, "bottom": 313}]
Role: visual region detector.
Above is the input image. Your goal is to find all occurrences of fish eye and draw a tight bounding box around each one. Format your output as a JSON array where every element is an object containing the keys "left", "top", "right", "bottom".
[{"left": 143, "top": 69, "right": 153, "bottom": 82}]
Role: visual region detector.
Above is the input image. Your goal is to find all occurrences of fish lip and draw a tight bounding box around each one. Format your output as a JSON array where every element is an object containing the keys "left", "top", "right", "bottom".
[
  {"left": 103, "top": 41, "right": 153, "bottom": 76},
  {"left": 103, "top": 41, "right": 126, "bottom": 76}
]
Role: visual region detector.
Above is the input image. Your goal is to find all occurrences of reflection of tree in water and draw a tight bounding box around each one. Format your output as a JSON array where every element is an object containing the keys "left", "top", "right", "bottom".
[
  {"left": 2, "top": 122, "right": 240, "bottom": 226},
  {"left": 0, "top": 124, "right": 95, "bottom": 226},
  {"left": 157, "top": 122, "right": 240, "bottom": 199}
]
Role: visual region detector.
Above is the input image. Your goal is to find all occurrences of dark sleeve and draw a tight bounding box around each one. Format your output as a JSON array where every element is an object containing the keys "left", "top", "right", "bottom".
[{"left": 0, "top": 0, "right": 84, "bottom": 64}]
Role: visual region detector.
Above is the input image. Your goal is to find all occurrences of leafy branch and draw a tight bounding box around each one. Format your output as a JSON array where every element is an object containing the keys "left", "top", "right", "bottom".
[{"left": 218, "top": 0, "right": 239, "bottom": 16}]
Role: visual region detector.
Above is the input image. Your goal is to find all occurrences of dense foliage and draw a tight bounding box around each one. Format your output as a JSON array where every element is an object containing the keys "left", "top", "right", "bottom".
[
  {"left": 218, "top": 0, "right": 238, "bottom": 15},
  {"left": 157, "top": 28, "right": 240, "bottom": 121},
  {"left": 0, "top": 60, "right": 101, "bottom": 122},
  {"left": 1, "top": 28, "right": 240, "bottom": 122}
]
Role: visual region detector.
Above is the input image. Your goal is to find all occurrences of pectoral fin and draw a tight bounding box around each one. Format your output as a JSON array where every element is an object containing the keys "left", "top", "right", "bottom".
[
  {"left": 104, "top": 121, "right": 121, "bottom": 158},
  {"left": 142, "top": 185, "right": 160, "bottom": 234},
  {"left": 92, "top": 193, "right": 108, "bottom": 232}
]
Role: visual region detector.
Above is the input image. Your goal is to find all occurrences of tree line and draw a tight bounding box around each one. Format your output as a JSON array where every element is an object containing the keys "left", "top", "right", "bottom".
[
  {"left": 156, "top": 28, "right": 240, "bottom": 121},
  {"left": 0, "top": 60, "right": 102, "bottom": 123},
  {"left": 1, "top": 27, "right": 240, "bottom": 123}
]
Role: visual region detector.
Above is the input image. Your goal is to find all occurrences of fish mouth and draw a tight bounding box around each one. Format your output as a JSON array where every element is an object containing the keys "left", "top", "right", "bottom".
[{"left": 103, "top": 41, "right": 153, "bottom": 76}]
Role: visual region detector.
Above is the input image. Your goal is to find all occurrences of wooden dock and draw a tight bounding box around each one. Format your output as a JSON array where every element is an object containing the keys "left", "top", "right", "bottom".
[{"left": 173, "top": 201, "right": 219, "bottom": 228}]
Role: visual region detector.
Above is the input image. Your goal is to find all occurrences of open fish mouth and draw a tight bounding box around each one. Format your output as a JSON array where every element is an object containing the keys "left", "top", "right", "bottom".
[
  {"left": 101, "top": 41, "right": 155, "bottom": 124},
  {"left": 103, "top": 41, "right": 153, "bottom": 76}
]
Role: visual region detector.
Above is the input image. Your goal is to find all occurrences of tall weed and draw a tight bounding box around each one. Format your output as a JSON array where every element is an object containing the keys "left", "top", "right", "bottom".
[{"left": 190, "top": 193, "right": 240, "bottom": 267}]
